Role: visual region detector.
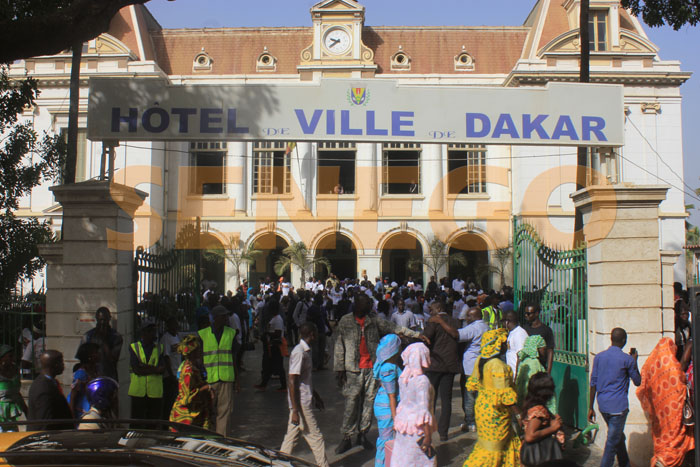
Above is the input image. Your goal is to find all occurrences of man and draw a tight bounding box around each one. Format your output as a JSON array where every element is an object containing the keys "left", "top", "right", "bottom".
[
  {"left": 503, "top": 311, "right": 529, "bottom": 376},
  {"left": 128, "top": 320, "right": 167, "bottom": 422},
  {"left": 161, "top": 317, "right": 181, "bottom": 419},
  {"left": 424, "top": 301, "right": 461, "bottom": 441},
  {"left": 523, "top": 303, "right": 554, "bottom": 373},
  {"left": 390, "top": 298, "right": 416, "bottom": 329},
  {"left": 280, "top": 276, "right": 291, "bottom": 297},
  {"left": 79, "top": 307, "right": 123, "bottom": 381},
  {"left": 481, "top": 295, "right": 502, "bottom": 330},
  {"left": 589, "top": 328, "right": 641, "bottom": 467},
  {"left": 334, "top": 293, "right": 424, "bottom": 454},
  {"left": 280, "top": 322, "right": 329, "bottom": 467},
  {"left": 452, "top": 276, "right": 465, "bottom": 294},
  {"left": 454, "top": 307, "right": 489, "bottom": 432},
  {"left": 256, "top": 299, "right": 288, "bottom": 389},
  {"left": 199, "top": 305, "right": 240, "bottom": 436},
  {"left": 28, "top": 350, "right": 72, "bottom": 430}
]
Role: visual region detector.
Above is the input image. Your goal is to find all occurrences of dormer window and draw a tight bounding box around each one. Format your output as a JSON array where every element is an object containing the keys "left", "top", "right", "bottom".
[
  {"left": 588, "top": 10, "right": 608, "bottom": 51},
  {"left": 454, "top": 48, "right": 474, "bottom": 71},
  {"left": 257, "top": 48, "right": 277, "bottom": 72},
  {"left": 193, "top": 49, "right": 213, "bottom": 71},
  {"left": 391, "top": 48, "right": 411, "bottom": 71}
]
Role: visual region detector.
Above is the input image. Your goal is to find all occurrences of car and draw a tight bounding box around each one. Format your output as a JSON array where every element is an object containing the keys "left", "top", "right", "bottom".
[{"left": 0, "top": 421, "right": 315, "bottom": 467}]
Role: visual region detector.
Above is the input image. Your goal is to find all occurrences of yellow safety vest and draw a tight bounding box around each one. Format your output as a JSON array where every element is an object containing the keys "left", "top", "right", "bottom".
[
  {"left": 199, "top": 326, "right": 236, "bottom": 383},
  {"left": 483, "top": 306, "right": 502, "bottom": 330},
  {"left": 128, "top": 341, "right": 163, "bottom": 398}
]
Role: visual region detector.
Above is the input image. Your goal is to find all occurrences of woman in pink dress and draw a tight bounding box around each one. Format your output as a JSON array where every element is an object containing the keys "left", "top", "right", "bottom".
[{"left": 391, "top": 342, "right": 437, "bottom": 467}]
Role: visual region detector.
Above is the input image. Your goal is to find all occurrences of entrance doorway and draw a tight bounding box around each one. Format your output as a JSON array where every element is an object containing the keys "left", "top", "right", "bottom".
[
  {"left": 315, "top": 233, "right": 357, "bottom": 282},
  {"left": 249, "top": 233, "right": 289, "bottom": 287},
  {"left": 448, "top": 233, "right": 489, "bottom": 289},
  {"left": 381, "top": 233, "right": 423, "bottom": 285}
]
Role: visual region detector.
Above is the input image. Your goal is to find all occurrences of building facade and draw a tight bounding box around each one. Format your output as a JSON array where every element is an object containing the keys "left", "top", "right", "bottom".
[{"left": 10, "top": 0, "right": 690, "bottom": 290}]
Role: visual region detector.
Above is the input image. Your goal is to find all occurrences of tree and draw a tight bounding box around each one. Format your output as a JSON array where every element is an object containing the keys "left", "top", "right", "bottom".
[
  {"left": 0, "top": 0, "right": 161, "bottom": 64},
  {"left": 408, "top": 236, "right": 467, "bottom": 281},
  {"left": 0, "top": 67, "right": 64, "bottom": 298},
  {"left": 274, "top": 242, "right": 331, "bottom": 288},
  {"left": 205, "top": 235, "right": 262, "bottom": 290},
  {"left": 476, "top": 247, "right": 512, "bottom": 289},
  {"left": 621, "top": 0, "right": 700, "bottom": 29}
]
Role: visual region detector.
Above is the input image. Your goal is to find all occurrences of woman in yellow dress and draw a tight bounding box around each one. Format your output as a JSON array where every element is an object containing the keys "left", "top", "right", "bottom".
[{"left": 464, "top": 328, "right": 521, "bottom": 467}]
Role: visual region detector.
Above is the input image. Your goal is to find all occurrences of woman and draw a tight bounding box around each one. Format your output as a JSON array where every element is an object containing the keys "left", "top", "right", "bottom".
[
  {"left": 636, "top": 337, "right": 694, "bottom": 467},
  {"left": 68, "top": 342, "right": 101, "bottom": 419},
  {"left": 464, "top": 328, "right": 521, "bottom": 467},
  {"left": 0, "top": 345, "right": 28, "bottom": 432},
  {"left": 515, "top": 335, "right": 556, "bottom": 414},
  {"left": 373, "top": 334, "right": 402, "bottom": 467},
  {"left": 79, "top": 377, "right": 119, "bottom": 430},
  {"left": 170, "top": 334, "right": 213, "bottom": 430},
  {"left": 520, "top": 372, "right": 564, "bottom": 466},
  {"left": 675, "top": 301, "right": 691, "bottom": 361},
  {"left": 391, "top": 343, "right": 436, "bottom": 467}
]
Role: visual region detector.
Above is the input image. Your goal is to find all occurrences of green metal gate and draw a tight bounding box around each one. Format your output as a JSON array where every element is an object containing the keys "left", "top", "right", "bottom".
[{"left": 513, "top": 218, "right": 589, "bottom": 430}]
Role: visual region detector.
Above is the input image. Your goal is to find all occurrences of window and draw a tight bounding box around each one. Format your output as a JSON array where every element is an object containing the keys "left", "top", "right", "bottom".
[
  {"left": 253, "top": 141, "right": 292, "bottom": 194},
  {"left": 447, "top": 144, "right": 486, "bottom": 194},
  {"left": 317, "top": 142, "right": 356, "bottom": 194},
  {"left": 60, "top": 128, "right": 88, "bottom": 183},
  {"left": 588, "top": 10, "right": 608, "bottom": 52},
  {"left": 587, "top": 147, "right": 619, "bottom": 185},
  {"left": 382, "top": 143, "right": 421, "bottom": 195},
  {"left": 189, "top": 141, "right": 226, "bottom": 195}
]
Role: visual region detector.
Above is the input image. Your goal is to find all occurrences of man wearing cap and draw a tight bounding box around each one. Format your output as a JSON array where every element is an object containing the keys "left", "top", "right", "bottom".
[
  {"left": 128, "top": 319, "right": 167, "bottom": 423},
  {"left": 199, "top": 305, "right": 239, "bottom": 436}
]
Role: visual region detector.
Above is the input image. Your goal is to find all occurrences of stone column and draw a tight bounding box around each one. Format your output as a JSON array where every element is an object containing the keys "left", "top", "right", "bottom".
[
  {"left": 39, "top": 180, "right": 147, "bottom": 416},
  {"left": 571, "top": 185, "right": 674, "bottom": 466},
  {"left": 423, "top": 144, "right": 444, "bottom": 213},
  {"left": 229, "top": 142, "right": 247, "bottom": 215}
]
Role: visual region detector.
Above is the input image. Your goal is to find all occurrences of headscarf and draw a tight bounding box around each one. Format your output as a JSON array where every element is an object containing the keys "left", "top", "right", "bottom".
[
  {"left": 518, "top": 335, "right": 546, "bottom": 361},
  {"left": 400, "top": 342, "right": 430, "bottom": 384},
  {"left": 480, "top": 328, "right": 508, "bottom": 359},
  {"left": 177, "top": 334, "right": 200, "bottom": 357},
  {"left": 636, "top": 337, "right": 694, "bottom": 467},
  {"left": 373, "top": 334, "right": 401, "bottom": 380}
]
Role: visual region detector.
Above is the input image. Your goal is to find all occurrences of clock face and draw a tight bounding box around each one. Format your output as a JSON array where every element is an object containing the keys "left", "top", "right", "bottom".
[{"left": 324, "top": 27, "right": 351, "bottom": 55}]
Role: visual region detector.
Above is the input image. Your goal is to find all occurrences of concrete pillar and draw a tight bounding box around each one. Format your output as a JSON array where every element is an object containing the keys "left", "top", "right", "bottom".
[
  {"left": 229, "top": 142, "right": 247, "bottom": 215},
  {"left": 356, "top": 143, "right": 378, "bottom": 212},
  {"left": 424, "top": 144, "right": 444, "bottom": 213},
  {"left": 39, "top": 180, "right": 147, "bottom": 416},
  {"left": 571, "top": 185, "right": 674, "bottom": 466},
  {"left": 358, "top": 253, "right": 380, "bottom": 283}
]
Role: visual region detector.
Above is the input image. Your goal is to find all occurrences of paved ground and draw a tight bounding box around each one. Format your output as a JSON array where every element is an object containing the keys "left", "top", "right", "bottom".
[{"left": 230, "top": 341, "right": 604, "bottom": 466}]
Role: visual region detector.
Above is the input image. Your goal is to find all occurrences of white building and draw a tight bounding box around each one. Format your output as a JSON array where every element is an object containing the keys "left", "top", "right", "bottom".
[{"left": 10, "top": 0, "right": 690, "bottom": 290}]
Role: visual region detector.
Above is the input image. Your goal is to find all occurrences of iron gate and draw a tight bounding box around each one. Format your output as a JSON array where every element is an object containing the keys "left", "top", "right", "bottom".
[{"left": 513, "top": 218, "right": 589, "bottom": 430}]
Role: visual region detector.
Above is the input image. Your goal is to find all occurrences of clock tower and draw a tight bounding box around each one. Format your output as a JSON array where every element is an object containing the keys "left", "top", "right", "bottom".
[{"left": 298, "top": 0, "right": 376, "bottom": 80}]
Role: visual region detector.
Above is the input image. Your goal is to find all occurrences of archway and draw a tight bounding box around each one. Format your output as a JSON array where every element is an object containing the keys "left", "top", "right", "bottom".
[
  {"left": 381, "top": 233, "right": 423, "bottom": 285},
  {"left": 249, "top": 233, "right": 289, "bottom": 287},
  {"left": 315, "top": 233, "right": 357, "bottom": 282},
  {"left": 448, "top": 233, "right": 489, "bottom": 289},
  {"left": 200, "top": 233, "right": 225, "bottom": 292}
]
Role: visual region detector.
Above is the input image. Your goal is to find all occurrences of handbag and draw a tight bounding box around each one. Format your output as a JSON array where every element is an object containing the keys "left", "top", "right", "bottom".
[
  {"left": 520, "top": 435, "right": 563, "bottom": 467},
  {"left": 682, "top": 382, "right": 695, "bottom": 426}
]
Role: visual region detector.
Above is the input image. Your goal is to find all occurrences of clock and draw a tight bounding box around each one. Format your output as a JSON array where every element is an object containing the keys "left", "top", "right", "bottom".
[{"left": 323, "top": 27, "right": 352, "bottom": 55}]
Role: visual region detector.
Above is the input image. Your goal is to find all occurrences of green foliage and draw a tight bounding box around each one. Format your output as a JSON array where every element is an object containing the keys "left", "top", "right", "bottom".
[
  {"left": 407, "top": 236, "right": 467, "bottom": 280},
  {"left": 274, "top": 241, "right": 331, "bottom": 287},
  {"left": 476, "top": 247, "right": 512, "bottom": 289},
  {"left": 205, "top": 235, "right": 262, "bottom": 289},
  {"left": 621, "top": 0, "right": 700, "bottom": 29},
  {"left": 0, "top": 66, "right": 64, "bottom": 298}
]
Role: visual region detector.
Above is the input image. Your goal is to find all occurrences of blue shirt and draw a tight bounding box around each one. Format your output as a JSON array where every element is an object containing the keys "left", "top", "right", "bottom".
[
  {"left": 458, "top": 319, "right": 490, "bottom": 375},
  {"left": 590, "top": 345, "right": 641, "bottom": 414}
]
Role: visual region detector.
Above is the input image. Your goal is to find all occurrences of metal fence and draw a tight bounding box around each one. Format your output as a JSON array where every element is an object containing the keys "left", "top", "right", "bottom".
[
  {"left": 0, "top": 293, "right": 47, "bottom": 380},
  {"left": 134, "top": 246, "right": 200, "bottom": 334},
  {"left": 513, "top": 218, "right": 589, "bottom": 430}
]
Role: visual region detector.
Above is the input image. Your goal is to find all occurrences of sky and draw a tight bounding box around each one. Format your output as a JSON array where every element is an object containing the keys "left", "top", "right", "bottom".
[{"left": 145, "top": 0, "right": 700, "bottom": 226}]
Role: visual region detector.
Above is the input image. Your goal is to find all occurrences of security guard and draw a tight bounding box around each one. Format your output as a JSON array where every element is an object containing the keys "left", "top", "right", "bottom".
[
  {"left": 199, "top": 305, "right": 239, "bottom": 436},
  {"left": 128, "top": 319, "right": 167, "bottom": 422}
]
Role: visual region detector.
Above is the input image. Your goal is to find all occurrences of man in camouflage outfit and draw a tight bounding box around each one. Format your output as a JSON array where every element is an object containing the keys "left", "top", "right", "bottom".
[{"left": 333, "top": 293, "right": 425, "bottom": 454}]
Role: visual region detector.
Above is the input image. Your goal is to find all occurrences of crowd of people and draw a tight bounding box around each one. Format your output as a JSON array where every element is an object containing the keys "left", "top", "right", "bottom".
[{"left": 0, "top": 276, "right": 696, "bottom": 467}]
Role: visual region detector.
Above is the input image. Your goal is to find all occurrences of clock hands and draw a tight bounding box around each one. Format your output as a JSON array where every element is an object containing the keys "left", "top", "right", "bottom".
[{"left": 329, "top": 38, "right": 340, "bottom": 48}]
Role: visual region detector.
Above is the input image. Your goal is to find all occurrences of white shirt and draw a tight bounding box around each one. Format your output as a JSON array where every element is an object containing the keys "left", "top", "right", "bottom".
[
  {"left": 228, "top": 313, "right": 243, "bottom": 345},
  {"left": 329, "top": 287, "right": 343, "bottom": 305},
  {"left": 391, "top": 310, "right": 416, "bottom": 328},
  {"left": 287, "top": 338, "right": 313, "bottom": 409},
  {"left": 305, "top": 281, "right": 314, "bottom": 290},
  {"left": 506, "top": 326, "right": 529, "bottom": 376},
  {"left": 160, "top": 331, "right": 182, "bottom": 376},
  {"left": 452, "top": 278, "right": 465, "bottom": 292},
  {"left": 281, "top": 282, "right": 291, "bottom": 296},
  {"left": 268, "top": 314, "right": 285, "bottom": 333}
]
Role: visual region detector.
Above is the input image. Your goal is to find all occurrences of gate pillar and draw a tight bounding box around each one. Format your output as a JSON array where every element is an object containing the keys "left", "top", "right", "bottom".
[
  {"left": 39, "top": 180, "right": 147, "bottom": 416},
  {"left": 572, "top": 185, "right": 677, "bottom": 465}
]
